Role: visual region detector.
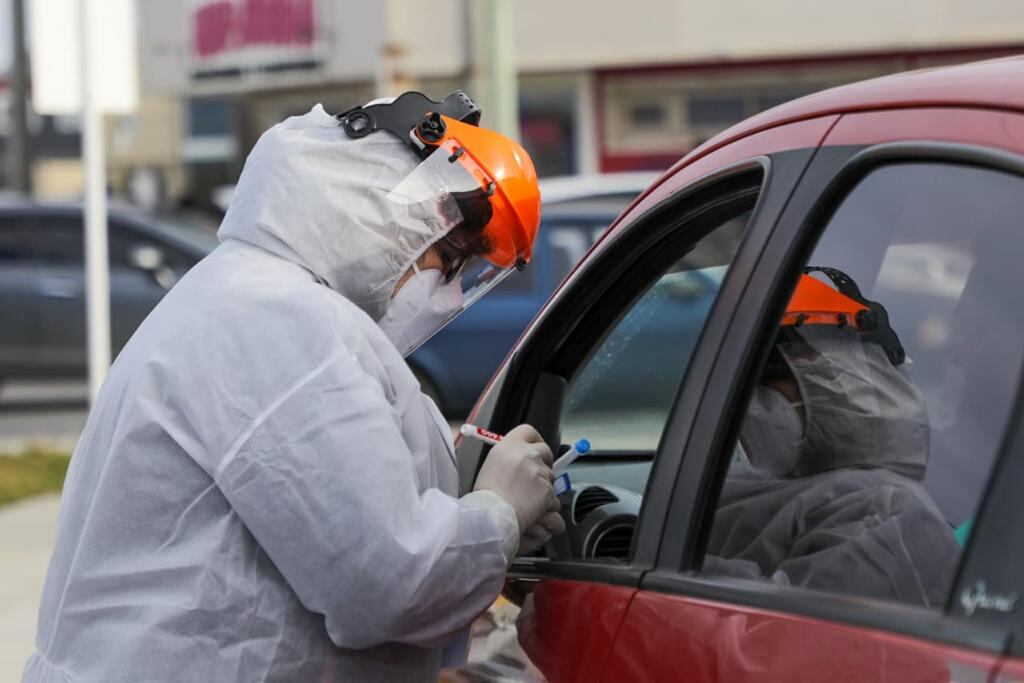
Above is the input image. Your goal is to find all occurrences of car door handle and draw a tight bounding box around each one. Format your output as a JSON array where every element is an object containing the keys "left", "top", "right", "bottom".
[
  {"left": 503, "top": 576, "right": 540, "bottom": 606},
  {"left": 38, "top": 278, "right": 82, "bottom": 299}
]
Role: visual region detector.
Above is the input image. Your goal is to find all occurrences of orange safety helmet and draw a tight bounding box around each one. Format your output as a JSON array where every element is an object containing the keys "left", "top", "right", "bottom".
[
  {"left": 781, "top": 267, "right": 906, "bottom": 366},
  {"left": 414, "top": 115, "right": 540, "bottom": 269},
  {"left": 338, "top": 90, "right": 541, "bottom": 269}
]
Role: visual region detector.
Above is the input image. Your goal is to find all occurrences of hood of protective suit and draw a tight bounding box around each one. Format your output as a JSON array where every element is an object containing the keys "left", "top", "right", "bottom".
[
  {"left": 741, "top": 328, "right": 929, "bottom": 480},
  {"left": 218, "top": 104, "right": 456, "bottom": 321}
]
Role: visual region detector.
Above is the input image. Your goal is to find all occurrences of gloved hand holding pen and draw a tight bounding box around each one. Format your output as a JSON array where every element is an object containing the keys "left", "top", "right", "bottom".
[
  {"left": 473, "top": 425, "right": 558, "bottom": 535},
  {"left": 518, "top": 498, "right": 566, "bottom": 556},
  {"left": 27, "top": 90, "right": 547, "bottom": 683},
  {"left": 468, "top": 423, "right": 569, "bottom": 557}
]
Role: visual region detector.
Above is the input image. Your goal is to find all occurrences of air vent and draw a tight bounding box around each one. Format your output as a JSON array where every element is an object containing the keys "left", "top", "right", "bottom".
[
  {"left": 591, "top": 523, "right": 635, "bottom": 560},
  {"left": 573, "top": 486, "right": 618, "bottom": 523}
]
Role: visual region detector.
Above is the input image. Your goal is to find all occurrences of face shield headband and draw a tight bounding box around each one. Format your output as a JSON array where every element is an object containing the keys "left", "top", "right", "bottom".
[{"left": 337, "top": 90, "right": 482, "bottom": 159}]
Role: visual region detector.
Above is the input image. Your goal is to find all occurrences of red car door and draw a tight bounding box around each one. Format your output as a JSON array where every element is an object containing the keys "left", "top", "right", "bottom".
[
  {"left": 601, "top": 105, "right": 1024, "bottom": 682},
  {"left": 447, "top": 118, "right": 835, "bottom": 681}
]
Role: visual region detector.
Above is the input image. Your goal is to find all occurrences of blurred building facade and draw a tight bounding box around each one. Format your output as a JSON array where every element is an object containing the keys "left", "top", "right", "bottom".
[
  {"left": 6, "top": 0, "right": 1024, "bottom": 206},
  {"left": 0, "top": 82, "right": 82, "bottom": 195}
]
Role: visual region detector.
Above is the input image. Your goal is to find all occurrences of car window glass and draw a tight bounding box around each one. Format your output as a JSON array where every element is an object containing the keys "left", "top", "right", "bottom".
[
  {"left": 559, "top": 187, "right": 759, "bottom": 468},
  {"left": 701, "top": 162, "right": 1024, "bottom": 611},
  {"left": 109, "top": 224, "right": 178, "bottom": 270},
  {"left": 33, "top": 217, "right": 84, "bottom": 264},
  {"left": 31, "top": 217, "right": 133, "bottom": 268},
  {"left": 19, "top": 216, "right": 195, "bottom": 275},
  {"left": 108, "top": 225, "right": 144, "bottom": 267},
  {"left": 0, "top": 216, "right": 36, "bottom": 261}
]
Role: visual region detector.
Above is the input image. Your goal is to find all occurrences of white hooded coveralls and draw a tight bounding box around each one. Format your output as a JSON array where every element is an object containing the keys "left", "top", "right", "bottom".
[{"left": 24, "top": 105, "right": 518, "bottom": 682}]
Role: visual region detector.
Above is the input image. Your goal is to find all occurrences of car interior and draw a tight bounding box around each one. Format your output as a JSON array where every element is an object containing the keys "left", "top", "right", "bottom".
[{"left": 464, "top": 170, "right": 765, "bottom": 564}]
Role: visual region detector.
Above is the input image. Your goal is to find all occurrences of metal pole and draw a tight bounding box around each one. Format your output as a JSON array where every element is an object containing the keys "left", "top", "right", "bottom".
[
  {"left": 9, "top": 0, "right": 32, "bottom": 192},
  {"left": 487, "top": 0, "right": 519, "bottom": 141},
  {"left": 79, "top": 0, "right": 111, "bottom": 403},
  {"left": 459, "top": 0, "right": 473, "bottom": 93}
]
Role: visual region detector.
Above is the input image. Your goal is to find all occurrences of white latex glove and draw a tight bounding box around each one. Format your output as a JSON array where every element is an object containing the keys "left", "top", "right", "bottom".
[
  {"left": 473, "top": 424, "right": 555, "bottom": 534},
  {"left": 518, "top": 505, "right": 566, "bottom": 556}
]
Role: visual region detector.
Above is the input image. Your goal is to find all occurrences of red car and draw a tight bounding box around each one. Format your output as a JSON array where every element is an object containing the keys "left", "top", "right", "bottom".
[{"left": 448, "top": 57, "right": 1024, "bottom": 681}]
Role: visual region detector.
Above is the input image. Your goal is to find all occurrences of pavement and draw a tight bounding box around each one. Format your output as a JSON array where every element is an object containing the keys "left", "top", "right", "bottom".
[
  {"left": 0, "top": 381, "right": 83, "bottom": 681},
  {"left": 0, "top": 495, "right": 60, "bottom": 682}
]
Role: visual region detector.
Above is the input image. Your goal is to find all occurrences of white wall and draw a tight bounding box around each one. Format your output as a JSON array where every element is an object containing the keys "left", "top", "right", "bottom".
[
  {"left": 137, "top": 0, "right": 1024, "bottom": 95},
  {"left": 514, "top": 0, "right": 1024, "bottom": 71}
]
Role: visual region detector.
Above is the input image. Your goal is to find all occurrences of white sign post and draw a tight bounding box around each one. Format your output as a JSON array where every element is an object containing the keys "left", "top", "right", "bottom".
[{"left": 31, "top": 0, "right": 138, "bottom": 404}]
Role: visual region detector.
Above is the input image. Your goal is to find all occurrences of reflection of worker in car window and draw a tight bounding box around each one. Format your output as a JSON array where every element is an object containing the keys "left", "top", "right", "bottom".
[{"left": 705, "top": 269, "right": 959, "bottom": 607}]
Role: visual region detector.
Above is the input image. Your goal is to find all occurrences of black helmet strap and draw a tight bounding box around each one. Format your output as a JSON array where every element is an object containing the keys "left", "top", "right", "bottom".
[{"left": 337, "top": 90, "right": 481, "bottom": 159}]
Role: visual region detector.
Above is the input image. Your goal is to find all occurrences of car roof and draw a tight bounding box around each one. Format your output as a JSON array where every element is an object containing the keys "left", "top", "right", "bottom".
[
  {"left": 0, "top": 196, "right": 219, "bottom": 254},
  {"left": 541, "top": 206, "right": 624, "bottom": 223},
  {"left": 540, "top": 172, "right": 661, "bottom": 205},
  {"left": 0, "top": 194, "right": 149, "bottom": 219},
  {"left": 665, "top": 56, "right": 1024, "bottom": 179}
]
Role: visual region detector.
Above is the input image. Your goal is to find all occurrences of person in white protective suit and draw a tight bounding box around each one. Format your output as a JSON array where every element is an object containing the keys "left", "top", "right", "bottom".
[{"left": 24, "top": 91, "right": 565, "bottom": 682}]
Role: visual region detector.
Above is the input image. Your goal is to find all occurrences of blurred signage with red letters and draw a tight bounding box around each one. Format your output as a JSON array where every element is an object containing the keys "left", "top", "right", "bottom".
[{"left": 191, "top": 0, "right": 320, "bottom": 78}]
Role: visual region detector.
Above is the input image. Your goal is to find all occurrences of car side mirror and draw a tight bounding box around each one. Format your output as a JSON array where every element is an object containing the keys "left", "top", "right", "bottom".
[{"left": 128, "top": 245, "right": 178, "bottom": 289}]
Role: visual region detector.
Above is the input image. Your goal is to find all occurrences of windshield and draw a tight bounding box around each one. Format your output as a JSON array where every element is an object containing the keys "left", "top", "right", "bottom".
[{"left": 146, "top": 218, "right": 220, "bottom": 254}]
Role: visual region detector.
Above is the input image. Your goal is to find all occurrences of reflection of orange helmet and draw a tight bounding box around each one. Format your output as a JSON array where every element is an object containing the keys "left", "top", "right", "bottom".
[
  {"left": 783, "top": 268, "right": 906, "bottom": 366},
  {"left": 783, "top": 274, "right": 868, "bottom": 329},
  {"left": 417, "top": 115, "right": 540, "bottom": 268}
]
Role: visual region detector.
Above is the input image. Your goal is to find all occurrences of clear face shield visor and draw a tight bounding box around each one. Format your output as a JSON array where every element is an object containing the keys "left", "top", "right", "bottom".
[{"left": 384, "top": 140, "right": 526, "bottom": 355}]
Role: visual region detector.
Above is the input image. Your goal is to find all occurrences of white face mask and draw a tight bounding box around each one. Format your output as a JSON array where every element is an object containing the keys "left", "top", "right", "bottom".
[{"left": 378, "top": 266, "right": 464, "bottom": 357}]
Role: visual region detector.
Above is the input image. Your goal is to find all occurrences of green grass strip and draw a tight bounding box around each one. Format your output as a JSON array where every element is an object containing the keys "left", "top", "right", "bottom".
[{"left": 0, "top": 452, "right": 71, "bottom": 506}]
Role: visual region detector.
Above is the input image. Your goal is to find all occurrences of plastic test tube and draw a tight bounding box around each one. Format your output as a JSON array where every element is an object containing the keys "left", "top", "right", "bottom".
[
  {"left": 553, "top": 438, "right": 591, "bottom": 476},
  {"left": 553, "top": 438, "right": 591, "bottom": 495}
]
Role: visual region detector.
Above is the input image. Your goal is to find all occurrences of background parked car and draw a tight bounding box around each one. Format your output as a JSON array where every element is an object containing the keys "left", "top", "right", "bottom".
[
  {"left": 0, "top": 175, "right": 658, "bottom": 407},
  {"left": 410, "top": 172, "right": 658, "bottom": 417},
  {"left": 0, "top": 199, "right": 218, "bottom": 385}
]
